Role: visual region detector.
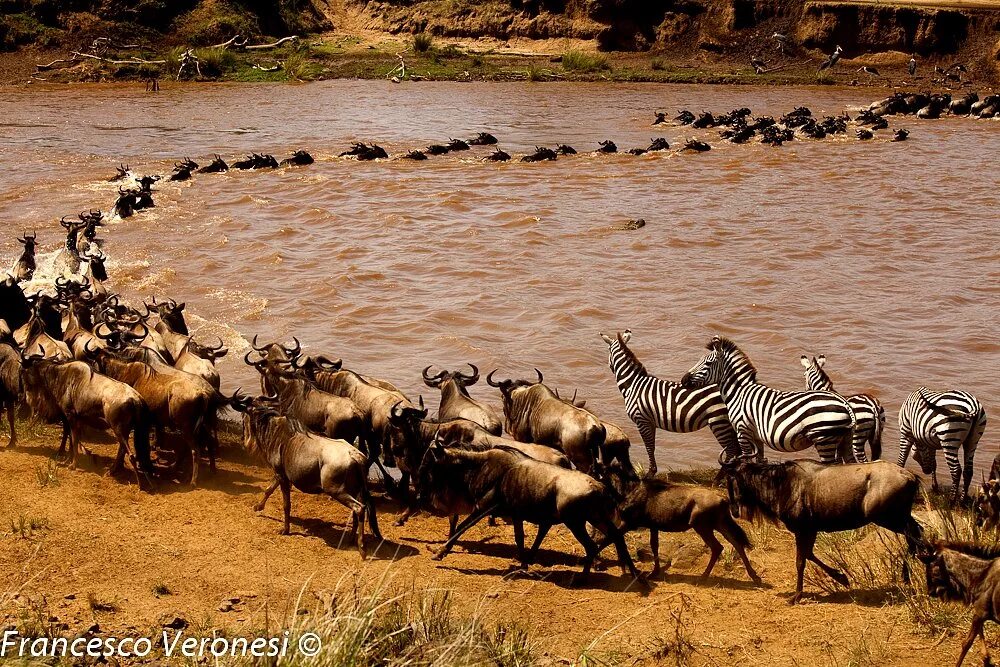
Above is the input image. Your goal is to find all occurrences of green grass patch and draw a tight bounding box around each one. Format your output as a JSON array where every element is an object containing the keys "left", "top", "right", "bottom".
[
  {"left": 413, "top": 32, "right": 434, "bottom": 53},
  {"left": 561, "top": 50, "right": 610, "bottom": 73},
  {"left": 0, "top": 13, "right": 59, "bottom": 51}
]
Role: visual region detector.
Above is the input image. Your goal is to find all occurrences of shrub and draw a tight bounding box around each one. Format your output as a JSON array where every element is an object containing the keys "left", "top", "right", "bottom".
[
  {"left": 413, "top": 32, "right": 433, "bottom": 53},
  {"left": 561, "top": 50, "right": 610, "bottom": 73},
  {"left": 195, "top": 46, "right": 237, "bottom": 78}
]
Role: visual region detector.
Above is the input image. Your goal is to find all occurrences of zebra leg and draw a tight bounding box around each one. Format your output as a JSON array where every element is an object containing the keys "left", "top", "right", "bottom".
[
  {"left": 813, "top": 436, "right": 841, "bottom": 464},
  {"left": 851, "top": 427, "right": 868, "bottom": 464},
  {"left": 896, "top": 433, "right": 914, "bottom": 469},
  {"left": 943, "top": 444, "right": 963, "bottom": 504},
  {"left": 636, "top": 420, "right": 656, "bottom": 475},
  {"left": 708, "top": 417, "right": 740, "bottom": 460}
]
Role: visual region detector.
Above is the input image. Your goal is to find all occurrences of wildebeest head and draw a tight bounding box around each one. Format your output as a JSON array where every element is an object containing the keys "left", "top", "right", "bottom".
[
  {"left": 718, "top": 444, "right": 781, "bottom": 523},
  {"left": 144, "top": 297, "right": 188, "bottom": 335},
  {"left": 17, "top": 231, "right": 37, "bottom": 253},
  {"left": 422, "top": 364, "right": 480, "bottom": 391},
  {"left": 84, "top": 250, "right": 109, "bottom": 282},
  {"left": 916, "top": 542, "right": 1000, "bottom": 602},
  {"left": 486, "top": 368, "right": 543, "bottom": 413},
  {"left": 387, "top": 397, "right": 429, "bottom": 473},
  {"left": 189, "top": 336, "right": 228, "bottom": 362}
]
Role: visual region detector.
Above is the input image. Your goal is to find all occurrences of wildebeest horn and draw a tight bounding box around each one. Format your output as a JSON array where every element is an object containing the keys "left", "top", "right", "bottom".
[
  {"left": 486, "top": 369, "right": 502, "bottom": 387},
  {"left": 571, "top": 389, "right": 578, "bottom": 405},
  {"left": 422, "top": 365, "right": 446, "bottom": 387},
  {"left": 84, "top": 339, "right": 99, "bottom": 355},
  {"left": 390, "top": 400, "right": 405, "bottom": 419},
  {"left": 281, "top": 337, "right": 301, "bottom": 358},
  {"left": 534, "top": 368, "right": 544, "bottom": 383},
  {"left": 250, "top": 334, "right": 269, "bottom": 353},
  {"left": 719, "top": 449, "right": 736, "bottom": 467},
  {"left": 243, "top": 351, "right": 267, "bottom": 371},
  {"left": 55, "top": 276, "right": 70, "bottom": 289},
  {"left": 314, "top": 355, "right": 341, "bottom": 370},
  {"left": 124, "top": 323, "right": 148, "bottom": 344},
  {"left": 461, "top": 363, "right": 479, "bottom": 384},
  {"left": 95, "top": 323, "right": 115, "bottom": 341}
]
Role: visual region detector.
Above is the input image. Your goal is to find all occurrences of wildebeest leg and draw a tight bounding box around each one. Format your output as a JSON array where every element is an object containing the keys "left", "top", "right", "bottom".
[
  {"left": 432, "top": 501, "right": 500, "bottom": 561},
  {"left": 956, "top": 614, "right": 985, "bottom": 667},
  {"left": 67, "top": 424, "right": 81, "bottom": 470},
  {"left": 804, "top": 537, "right": 849, "bottom": 588},
  {"left": 330, "top": 492, "right": 366, "bottom": 557},
  {"left": 4, "top": 402, "right": 16, "bottom": 448},
  {"left": 254, "top": 476, "right": 280, "bottom": 512},
  {"left": 719, "top": 516, "right": 762, "bottom": 584},
  {"left": 566, "top": 520, "right": 600, "bottom": 576},
  {"left": 524, "top": 523, "right": 551, "bottom": 566},
  {"left": 57, "top": 421, "right": 69, "bottom": 457},
  {"left": 109, "top": 431, "right": 129, "bottom": 475},
  {"left": 279, "top": 479, "right": 292, "bottom": 535},
  {"left": 636, "top": 420, "right": 656, "bottom": 475},
  {"left": 791, "top": 531, "right": 815, "bottom": 604},
  {"left": 696, "top": 525, "right": 724, "bottom": 579},
  {"left": 449, "top": 515, "right": 458, "bottom": 537},
  {"left": 649, "top": 529, "right": 662, "bottom": 578},
  {"left": 188, "top": 438, "right": 200, "bottom": 488},
  {"left": 394, "top": 505, "right": 419, "bottom": 527},
  {"left": 513, "top": 520, "right": 526, "bottom": 564}
]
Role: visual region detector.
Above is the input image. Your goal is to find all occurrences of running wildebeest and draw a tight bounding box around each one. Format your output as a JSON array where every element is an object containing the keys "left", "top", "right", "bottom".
[
  {"left": 602, "top": 463, "right": 761, "bottom": 583},
  {"left": 917, "top": 542, "right": 1000, "bottom": 667},
  {"left": 720, "top": 446, "right": 923, "bottom": 603},
  {"left": 0, "top": 277, "right": 31, "bottom": 333},
  {"left": 0, "top": 322, "right": 21, "bottom": 448},
  {"left": 487, "top": 368, "right": 605, "bottom": 473},
  {"left": 422, "top": 364, "right": 502, "bottom": 435},
  {"left": 420, "top": 440, "right": 647, "bottom": 588},
  {"left": 232, "top": 396, "right": 380, "bottom": 556},
  {"left": 12, "top": 232, "right": 37, "bottom": 282}
]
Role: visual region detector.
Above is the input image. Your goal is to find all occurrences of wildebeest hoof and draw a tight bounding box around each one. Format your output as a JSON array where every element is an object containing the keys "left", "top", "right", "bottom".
[
  {"left": 788, "top": 594, "right": 802, "bottom": 605},
  {"left": 831, "top": 571, "right": 849, "bottom": 587},
  {"left": 253, "top": 503, "right": 266, "bottom": 512},
  {"left": 431, "top": 550, "right": 446, "bottom": 561}
]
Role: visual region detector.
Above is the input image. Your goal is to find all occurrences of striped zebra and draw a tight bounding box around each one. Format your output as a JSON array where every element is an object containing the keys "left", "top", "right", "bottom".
[
  {"left": 681, "top": 336, "right": 856, "bottom": 463},
  {"left": 799, "top": 355, "right": 885, "bottom": 463},
  {"left": 599, "top": 330, "right": 737, "bottom": 474},
  {"left": 897, "top": 387, "right": 986, "bottom": 502}
]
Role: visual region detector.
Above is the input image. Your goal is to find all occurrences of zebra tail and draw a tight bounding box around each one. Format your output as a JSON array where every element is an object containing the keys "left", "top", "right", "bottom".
[
  {"left": 917, "top": 387, "right": 976, "bottom": 420},
  {"left": 870, "top": 404, "right": 885, "bottom": 461}
]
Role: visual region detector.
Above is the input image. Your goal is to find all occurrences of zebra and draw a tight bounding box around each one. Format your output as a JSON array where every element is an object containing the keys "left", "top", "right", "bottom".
[
  {"left": 681, "top": 336, "right": 856, "bottom": 463},
  {"left": 897, "top": 387, "right": 986, "bottom": 503},
  {"left": 799, "top": 355, "right": 885, "bottom": 463},
  {"left": 598, "top": 330, "right": 737, "bottom": 474}
]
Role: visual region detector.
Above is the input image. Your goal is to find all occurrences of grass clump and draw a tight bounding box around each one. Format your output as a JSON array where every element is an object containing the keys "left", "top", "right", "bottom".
[
  {"left": 34, "top": 460, "right": 60, "bottom": 488},
  {"left": 651, "top": 58, "right": 665, "bottom": 71},
  {"left": 561, "top": 50, "right": 610, "bottom": 73},
  {"left": 87, "top": 591, "right": 118, "bottom": 613},
  {"left": 195, "top": 47, "right": 237, "bottom": 78},
  {"left": 8, "top": 514, "right": 48, "bottom": 539},
  {"left": 238, "top": 575, "right": 537, "bottom": 666},
  {"left": 413, "top": 32, "right": 434, "bottom": 53},
  {"left": 151, "top": 582, "right": 172, "bottom": 597}
]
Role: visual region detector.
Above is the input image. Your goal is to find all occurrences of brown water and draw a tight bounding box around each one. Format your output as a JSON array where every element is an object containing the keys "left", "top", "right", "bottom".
[{"left": 1, "top": 81, "right": 998, "bottom": 471}]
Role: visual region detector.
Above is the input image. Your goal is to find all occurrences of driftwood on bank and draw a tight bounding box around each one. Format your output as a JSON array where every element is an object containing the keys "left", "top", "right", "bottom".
[{"left": 71, "top": 52, "right": 166, "bottom": 65}]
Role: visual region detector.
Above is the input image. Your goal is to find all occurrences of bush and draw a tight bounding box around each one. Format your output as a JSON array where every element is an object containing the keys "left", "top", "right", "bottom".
[
  {"left": 561, "top": 49, "right": 610, "bottom": 73},
  {"left": 413, "top": 32, "right": 433, "bottom": 53},
  {"left": 195, "top": 46, "right": 237, "bottom": 78},
  {"left": 176, "top": 1, "right": 260, "bottom": 47},
  {"left": 0, "top": 13, "right": 56, "bottom": 51}
]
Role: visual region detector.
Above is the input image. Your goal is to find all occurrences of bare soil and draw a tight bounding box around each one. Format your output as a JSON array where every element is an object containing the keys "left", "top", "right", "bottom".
[{"left": 0, "top": 422, "right": 977, "bottom": 665}]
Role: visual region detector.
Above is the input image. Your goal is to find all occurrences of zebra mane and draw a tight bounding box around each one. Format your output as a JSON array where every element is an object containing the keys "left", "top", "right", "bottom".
[
  {"left": 711, "top": 336, "right": 758, "bottom": 380},
  {"left": 615, "top": 334, "right": 648, "bottom": 377},
  {"left": 937, "top": 541, "right": 1000, "bottom": 560}
]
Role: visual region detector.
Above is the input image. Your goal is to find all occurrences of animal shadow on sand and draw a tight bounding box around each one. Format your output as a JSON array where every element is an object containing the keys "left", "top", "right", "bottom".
[
  {"left": 438, "top": 562, "right": 653, "bottom": 595},
  {"left": 655, "top": 570, "right": 772, "bottom": 592},
  {"left": 258, "top": 514, "right": 419, "bottom": 561},
  {"left": 781, "top": 585, "right": 903, "bottom": 607}
]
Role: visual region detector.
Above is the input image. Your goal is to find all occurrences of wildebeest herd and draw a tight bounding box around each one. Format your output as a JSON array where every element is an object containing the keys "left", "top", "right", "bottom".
[{"left": 1, "top": 107, "right": 998, "bottom": 663}]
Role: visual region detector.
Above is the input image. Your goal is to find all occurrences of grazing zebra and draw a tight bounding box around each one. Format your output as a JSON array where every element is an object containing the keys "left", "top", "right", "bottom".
[
  {"left": 681, "top": 336, "right": 856, "bottom": 463},
  {"left": 897, "top": 387, "right": 986, "bottom": 502},
  {"left": 800, "top": 355, "right": 885, "bottom": 463},
  {"left": 599, "top": 330, "right": 736, "bottom": 474}
]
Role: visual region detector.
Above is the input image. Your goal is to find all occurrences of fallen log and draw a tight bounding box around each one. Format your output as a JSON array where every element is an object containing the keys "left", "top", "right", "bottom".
[{"left": 245, "top": 36, "right": 299, "bottom": 50}]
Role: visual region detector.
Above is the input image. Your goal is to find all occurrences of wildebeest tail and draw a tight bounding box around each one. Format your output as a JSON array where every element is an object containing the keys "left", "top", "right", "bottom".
[
  {"left": 362, "top": 482, "right": 382, "bottom": 541},
  {"left": 720, "top": 512, "right": 754, "bottom": 552},
  {"left": 133, "top": 402, "right": 155, "bottom": 474},
  {"left": 586, "top": 420, "right": 607, "bottom": 469}
]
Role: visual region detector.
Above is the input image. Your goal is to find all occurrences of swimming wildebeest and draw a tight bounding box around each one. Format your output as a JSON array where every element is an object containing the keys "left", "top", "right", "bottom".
[
  {"left": 12, "top": 231, "right": 37, "bottom": 282},
  {"left": 19, "top": 352, "right": 154, "bottom": 486},
  {"left": 521, "top": 147, "right": 557, "bottom": 162},
  {"left": 0, "top": 322, "right": 21, "bottom": 448},
  {"left": 197, "top": 155, "right": 228, "bottom": 173},
  {"left": 917, "top": 542, "right": 1000, "bottom": 667},
  {"left": 484, "top": 148, "right": 510, "bottom": 162},
  {"left": 468, "top": 132, "right": 498, "bottom": 146},
  {"left": 487, "top": 368, "right": 605, "bottom": 473},
  {"left": 720, "top": 446, "right": 923, "bottom": 603},
  {"left": 420, "top": 441, "right": 647, "bottom": 587},
  {"left": 602, "top": 463, "right": 761, "bottom": 583},
  {"left": 280, "top": 150, "right": 313, "bottom": 166},
  {"left": 232, "top": 396, "right": 380, "bottom": 556},
  {"left": 422, "top": 364, "right": 502, "bottom": 435}
]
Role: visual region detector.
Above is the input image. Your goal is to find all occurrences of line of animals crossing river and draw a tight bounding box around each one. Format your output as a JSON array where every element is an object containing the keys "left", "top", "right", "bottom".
[{"left": 1, "top": 91, "right": 999, "bottom": 666}]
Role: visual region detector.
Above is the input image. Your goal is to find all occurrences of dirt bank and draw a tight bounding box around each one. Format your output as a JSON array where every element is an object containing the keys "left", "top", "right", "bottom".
[
  {"left": 0, "top": 421, "right": 983, "bottom": 665},
  {"left": 1, "top": 0, "right": 998, "bottom": 85}
]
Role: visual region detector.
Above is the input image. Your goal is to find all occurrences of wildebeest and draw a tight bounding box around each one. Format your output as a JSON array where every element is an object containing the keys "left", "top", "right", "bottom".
[
  {"left": 81, "top": 250, "right": 110, "bottom": 298},
  {"left": 484, "top": 148, "right": 510, "bottom": 162},
  {"left": 142, "top": 297, "right": 190, "bottom": 362},
  {"left": 403, "top": 150, "right": 428, "bottom": 161},
  {"left": 521, "top": 147, "right": 557, "bottom": 162},
  {"left": 54, "top": 216, "right": 85, "bottom": 275},
  {"left": 280, "top": 150, "right": 314, "bottom": 166},
  {"left": 86, "top": 329, "right": 221, "bottom": 487},
  {"left": 19, "top": 300, "right": 72, "bottom": 361},
  {"left": 12, "top": 232, "right": 37, "bottom": 282},
  {"left": 75, "top": 210, "right": 104, "bottom": 257},
  {"left": 420, "top": 441, "right": 646, "bottom": 587},
  {"left": 555, "top": 144, "right": 577, "bottom": 155},
  {"left": 108, "top": 163, "right": 130, "bottom": 182},
  {"left": 918, "top": 542, "right": 1000, "bottom": 667},
  {"left": 20, "top": 352, "right": 153, "bottom": 486},
  {"left": 682, "top": 139, "right": 711, "bottom": 152},
  {"left": 487, "top": 368, "right": 605, "bottom": 473},
  {"left": 174, "top": 336, "right": 228, "bottom": 389},
  {"left": 244, "top": 353, "right": 366, "bottom": 444},
  {"left": 422, "top": 364, "right": 502, "bottom": 435},
  {"left": 596, "top": 140, "right": 618, "bottom": 153},
  {"left": 339, "top": 143, "right": 388, "bottom": 161},
  {"left": 603, "top": 463, "right": 761, "bottom": 583},
  {"left": 720, "top": 447, "right": 923, "bottom": 603},
  {"left": 232, "top": 396, "right": 379, "bottom": 556},
  {"left": 446, "top": 138, "right": 470, "bottom": 152},
  {"left": 0, "top": 322, "right": 21, "bottom": 448},
  {"left": 0, "top": 277, "right": 31, "bottom": 333},
  {"left": 197, "top": 155, "right": 228, "bottom": 173},
  {"left": 468, "top": 132, "right": 498, "bottom": 146}
]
